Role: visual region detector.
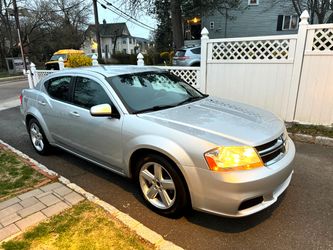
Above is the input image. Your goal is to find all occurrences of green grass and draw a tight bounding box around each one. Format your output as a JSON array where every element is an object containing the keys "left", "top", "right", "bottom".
[
  {"left": 0, "top": 71, "right": 22, "bottom": 78},
  {"left": 0, "top": 149, "right": 46, "bottom": 199},
  {"left": 1, "top": 201, "right": 153, "bottom": 250},
  {"left": 287, "top": 123, "right": 333, "bottom": 138}
]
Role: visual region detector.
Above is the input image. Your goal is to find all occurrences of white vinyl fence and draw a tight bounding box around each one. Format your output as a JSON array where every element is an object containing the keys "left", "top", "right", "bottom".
[
  {"left": 199, "top": 10, "right": 333, "bottom": 125},
  {"left": 294, "top": 24, "right": 333, "bottom": 125},
  {"left": 28, "top": 10, "right": 332, "bottom": 125}
]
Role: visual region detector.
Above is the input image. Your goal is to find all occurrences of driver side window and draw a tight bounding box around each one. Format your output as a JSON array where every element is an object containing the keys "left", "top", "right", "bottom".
[{"left": 73, "top": 77, "right": 112, "bottom": 109}]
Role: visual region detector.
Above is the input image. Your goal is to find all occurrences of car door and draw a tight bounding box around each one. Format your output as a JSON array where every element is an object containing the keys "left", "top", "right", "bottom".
[
  {"left": 38, "top": 75, "right": 76, "bottom": 147},
  {"left": 65, "top": 76, "right": 124, "bottom": 172}
]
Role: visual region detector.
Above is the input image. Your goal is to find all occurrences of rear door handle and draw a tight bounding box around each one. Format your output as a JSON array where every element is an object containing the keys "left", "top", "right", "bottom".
[
  {"left": 70, "top": 111, "right": 80, "bottom": 117},
  {"left": 38, "top": 101, "right": 46, "bottom": 106}
]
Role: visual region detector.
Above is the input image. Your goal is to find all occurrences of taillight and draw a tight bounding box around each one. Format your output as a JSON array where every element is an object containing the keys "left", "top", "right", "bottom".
[
  {"left": 178, "top": 56, "right": 190, "bottom": 60},
  {"left": 19, "top": 94, "right": 23, "bottom": 105}
]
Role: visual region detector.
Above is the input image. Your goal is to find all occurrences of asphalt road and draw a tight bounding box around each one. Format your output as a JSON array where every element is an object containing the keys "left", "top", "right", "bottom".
[
  {"left": 0, "top": 78, "right": 28, "bottom": 101},
  {"left": 0, "top": 81, "right": 332, "bottom": 249}
]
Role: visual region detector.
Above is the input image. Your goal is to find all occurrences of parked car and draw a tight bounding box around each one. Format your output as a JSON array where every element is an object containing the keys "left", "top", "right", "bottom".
[
  {"left": 20, "top": 66, "right": 295, "bottom": 217},
  {"left": 173, "top": 46, "right": 201, "bottom": 66},
  {"left": 45, "top": 49, "right": 85, "bottom": 70}
]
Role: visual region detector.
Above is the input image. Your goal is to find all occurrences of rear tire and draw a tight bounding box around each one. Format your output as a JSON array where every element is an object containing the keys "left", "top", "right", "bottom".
[
  {"left": 28, "top": 118, "right": 51, "bottom": 155},
  {"left": 135, "top": 154, "right": 188, "bottom": 217}
]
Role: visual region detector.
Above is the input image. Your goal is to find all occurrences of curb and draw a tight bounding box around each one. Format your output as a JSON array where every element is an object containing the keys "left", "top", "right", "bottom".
[
  {"left": 0, "top": 75, "right": 26, "bottom": 83},
  {"left": 288, "top": 133, "right": 333, "bottom": 147},
  {"left": 0, "top": 140, "right": 183, "bottom": 250}
]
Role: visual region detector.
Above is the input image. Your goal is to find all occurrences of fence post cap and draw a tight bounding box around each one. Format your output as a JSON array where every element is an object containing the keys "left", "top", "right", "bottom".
[
  {"left": 137, "top": 53, "right": 144, "bottom": 59},
  {"left": 30, "top": 62, "right": 36, "bottom": 67},
  {"left": 58, "top": 57, "right": 64, "bottom": 62},
  {"left": 201, "top": 27, "right": 209, "bottom": 39},
  {"left": 300, "top": 10, "right": 309, "bottom": 24}
]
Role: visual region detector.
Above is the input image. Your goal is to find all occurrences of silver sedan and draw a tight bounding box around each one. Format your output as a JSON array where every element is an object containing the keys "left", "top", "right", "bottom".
[{"left": 20, "top": 66, "right": 295, "bottom": 217}]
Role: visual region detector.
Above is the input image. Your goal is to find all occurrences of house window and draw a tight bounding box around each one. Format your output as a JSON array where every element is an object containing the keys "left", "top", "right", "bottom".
[
  {"left": 129, "top": 38, "right": 132, "bottom": 44},
  {"left": 248, "top": 0, "right": 258, "bottom": 5},
  {"left": 282, "top": 15, "right": 298, "bottom": 30},
  {"left": 210, "top": 21, "right": 214, "bottom": 30},
  {"left": 123, "top": 39, "right": 126, "bottom": 44}
]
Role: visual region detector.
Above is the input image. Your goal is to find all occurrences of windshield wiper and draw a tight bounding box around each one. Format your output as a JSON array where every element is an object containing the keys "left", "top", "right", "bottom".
[
  {"left": 176, "top": 95, "right": 207, "bottom": 106},
  {"left": 133, "top": 104, "right": 176, "bottom": 114}
]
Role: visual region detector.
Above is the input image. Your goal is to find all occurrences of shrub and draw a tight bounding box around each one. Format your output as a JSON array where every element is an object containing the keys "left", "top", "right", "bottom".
[
  {"left": 160, "top": 52, "right": 170, "bottom": 61},
  {"left": 169, "top": 51, "right": 174, "bottom": 65},
  {"left": 67, "top": 54, "right": 92, "bottom": 68}
]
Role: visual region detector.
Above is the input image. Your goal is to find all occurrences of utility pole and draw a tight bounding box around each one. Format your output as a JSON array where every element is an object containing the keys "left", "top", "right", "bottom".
[
  {"left": 92, "top": 0, "right": 102, "bottom": 61},
  {"left": 12, "top": 0, "right": 27, "bottom": 71}
]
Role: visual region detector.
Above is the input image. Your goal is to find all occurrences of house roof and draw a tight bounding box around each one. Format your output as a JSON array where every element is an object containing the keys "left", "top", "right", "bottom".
[{"left": 87, "top": 22, "right": 131, "bottom": 38}]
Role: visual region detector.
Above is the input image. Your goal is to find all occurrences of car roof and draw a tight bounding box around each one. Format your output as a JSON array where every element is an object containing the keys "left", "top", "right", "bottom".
[
  {"left": 53, "top": 65, "right": 164, "bottom": 78},
  {"left": 178, "top": 45, "right": 201, "bottom": 51}
]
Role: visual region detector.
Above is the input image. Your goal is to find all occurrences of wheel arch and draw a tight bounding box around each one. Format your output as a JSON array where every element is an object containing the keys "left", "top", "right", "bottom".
[
  {"left": 24, "top": 108, "right": 53, "bottom": 144},
  {"left": 128, "top": 147, "right": 193, "bottom": 207}
]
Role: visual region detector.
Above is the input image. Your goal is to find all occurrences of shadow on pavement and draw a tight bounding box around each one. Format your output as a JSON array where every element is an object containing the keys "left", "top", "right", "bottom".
[{"left": 184, "top": 192, "right": 286, "bottom": 233}]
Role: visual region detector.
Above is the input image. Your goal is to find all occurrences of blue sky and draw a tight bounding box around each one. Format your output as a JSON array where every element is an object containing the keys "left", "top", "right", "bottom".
[{"left": 96, "top": 3, "right": 157, "bottom": 39}]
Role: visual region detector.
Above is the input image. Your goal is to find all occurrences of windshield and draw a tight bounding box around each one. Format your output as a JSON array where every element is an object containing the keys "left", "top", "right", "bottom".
[
  {"left": 107, "top": 72, "right": 206, "bottom": 114},
  {"left": 50, "top": 54, "right": 67, "bottom": 61}
]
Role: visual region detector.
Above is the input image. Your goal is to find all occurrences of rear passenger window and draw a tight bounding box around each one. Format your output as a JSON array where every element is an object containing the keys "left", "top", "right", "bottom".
[
  {"left": 191, "top": 48, "right": 201, "bottom": 54},
  {"left": 175, "top": 50, "right": 186, "bottom": 57},
  {"left": 73, "top": 77, "right": 111, "bottom": 109},
  {"left": 46, "top": 76, "right": 72, "bottom": 102}
]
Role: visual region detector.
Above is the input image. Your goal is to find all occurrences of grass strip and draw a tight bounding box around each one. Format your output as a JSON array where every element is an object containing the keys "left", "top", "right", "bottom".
[
  {"left": 0, "top": 148, "right": 46, "bottom": 199},
  {"left": 1, "top": 201, "right": 153, "bottom": 250},
  {"left": 287, "top": 123, "right": 333, "bottom": 138}
]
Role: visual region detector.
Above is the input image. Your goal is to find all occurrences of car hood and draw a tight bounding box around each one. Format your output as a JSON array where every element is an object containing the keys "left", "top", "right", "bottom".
[{"left": 138, "top": 97, "right": 285, "bottom": 146}]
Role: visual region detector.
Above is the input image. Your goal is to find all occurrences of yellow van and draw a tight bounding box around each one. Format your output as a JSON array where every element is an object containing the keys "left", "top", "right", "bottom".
[{"left": 45, "top": 49, "right": 84, "bottom": 70}]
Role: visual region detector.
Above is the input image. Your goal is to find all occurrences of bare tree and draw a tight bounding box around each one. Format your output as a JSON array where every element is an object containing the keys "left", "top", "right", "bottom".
[
  {"left": 120, "top": 0, "right": 241, "bottom": 49},
  {"left": 290, "top": 0, "right": 333, "bottom": 23},
  {"left": 0, "top": 0, "right": 91, "bottom": 69}
]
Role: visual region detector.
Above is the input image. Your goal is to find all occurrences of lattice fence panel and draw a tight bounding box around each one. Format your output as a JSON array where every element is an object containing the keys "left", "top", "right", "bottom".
[
  {"left": 36, "top": 70, "right": 55, "bottom": 82},
  {"left": 168, "top": 69, "right": 200, "bottom": 88},
  {"left": 211, "top": 39, "right": 290, "bottom": 60},
  {"left": 312, "top": 28, "right": 333, "bottom": 51}
]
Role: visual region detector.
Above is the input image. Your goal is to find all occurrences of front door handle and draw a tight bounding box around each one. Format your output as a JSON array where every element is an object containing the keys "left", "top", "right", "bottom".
[
  {"left": 70, "top": 111, "right": 80, "bottom": 117},
  {"left": 38, "top": 101, "right": 46, "bottom": 106}
]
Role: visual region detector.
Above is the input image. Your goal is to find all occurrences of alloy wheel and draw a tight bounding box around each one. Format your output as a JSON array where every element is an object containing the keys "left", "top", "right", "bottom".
[
  {"left": 30, "top": 123, "right": 44, "bottom": 152},
  {"left": 139, "top": 162, "right": 176, "bottom": 209}
]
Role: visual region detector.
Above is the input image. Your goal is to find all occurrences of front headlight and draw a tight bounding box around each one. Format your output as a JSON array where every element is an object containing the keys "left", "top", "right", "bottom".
[{"left": 204, "top": 146, "right": 264, "bottom": 172}]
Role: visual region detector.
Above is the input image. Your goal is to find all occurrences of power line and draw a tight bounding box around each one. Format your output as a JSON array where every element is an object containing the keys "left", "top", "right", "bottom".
[
  {"left": 98, "top": 1, "right": 154, "bottom": 31},
  {"left": 98, "top": 0, "right": 155, "bottom": 31},
  {"left": 103, "top": 0, "right": 155, "bottom": 30}
]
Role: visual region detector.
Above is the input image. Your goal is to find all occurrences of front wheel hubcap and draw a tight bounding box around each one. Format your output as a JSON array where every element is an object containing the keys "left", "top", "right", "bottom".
[
  {"left": 139, "top": 162, "right": 176, "bottom": 209},
  {"left": 30, "top": 123, "right": 44, "bottom": 152}
]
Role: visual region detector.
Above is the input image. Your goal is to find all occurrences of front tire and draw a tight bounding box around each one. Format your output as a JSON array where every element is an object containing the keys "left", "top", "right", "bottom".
[
  {"left": 135, "top": 154, "right": 188, "bottom": 217},
  {"left": 28, "top": 118, "right": 51, "bottom": 155}
]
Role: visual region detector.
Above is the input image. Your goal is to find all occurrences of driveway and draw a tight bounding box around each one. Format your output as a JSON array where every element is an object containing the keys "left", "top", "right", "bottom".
[{"left": 0, "top": 106, "right": 332, "bottom": 249}]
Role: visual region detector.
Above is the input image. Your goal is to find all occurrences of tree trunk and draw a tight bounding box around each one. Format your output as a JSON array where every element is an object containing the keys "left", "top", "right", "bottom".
[{"left": 170, "top": 0, "right": 184, "bottom": 49}]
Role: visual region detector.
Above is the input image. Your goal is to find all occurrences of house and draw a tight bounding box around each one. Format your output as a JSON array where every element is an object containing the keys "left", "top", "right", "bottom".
[
  {"left": 82, "top": 21, "right": 150, "bottom": 58},
  {"left": 184, "top": 0, "right": 300, "bottom": 43}
]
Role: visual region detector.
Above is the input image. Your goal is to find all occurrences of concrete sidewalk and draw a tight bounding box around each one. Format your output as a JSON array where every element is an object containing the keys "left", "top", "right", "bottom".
[
  {"left": 0, "top": 75, "right": 26, "bottom": 83},
  {"left": 0, "top": 182, "right": 84, "bottom": 241}
]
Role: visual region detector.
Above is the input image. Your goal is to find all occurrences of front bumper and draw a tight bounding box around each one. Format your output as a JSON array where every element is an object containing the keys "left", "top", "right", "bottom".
[{"left": 184, "top": 138, "right": 296, "bottom": 217}]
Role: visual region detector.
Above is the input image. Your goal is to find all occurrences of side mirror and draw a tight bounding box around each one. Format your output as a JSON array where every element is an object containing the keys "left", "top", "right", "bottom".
[{"left": 90, "top": 104, "right": 112, "bottom": 117}]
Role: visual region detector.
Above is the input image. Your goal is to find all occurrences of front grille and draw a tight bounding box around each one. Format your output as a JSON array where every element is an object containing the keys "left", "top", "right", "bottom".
[{"left": 255, "top": 134, "right": 286, "bottom": 165}]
